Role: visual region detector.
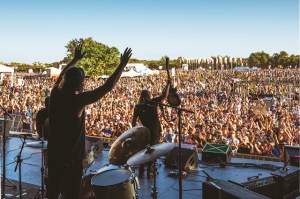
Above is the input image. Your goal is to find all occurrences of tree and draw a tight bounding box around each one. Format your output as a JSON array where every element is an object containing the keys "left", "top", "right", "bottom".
[
  {"left": 277, "top": 51, "right": 289, "bottom": 68},
  {"left": 248, "top": 51, "right": 271, "bottom": 69},
  {"left": 64, "top": 37, "right": 120, "bottom": 77},
  {"left": 288, "top": 54, "right": 300, "bottom": 68},
  {"left": 271, "top": 53, "right": 279, "bottom": 68}
]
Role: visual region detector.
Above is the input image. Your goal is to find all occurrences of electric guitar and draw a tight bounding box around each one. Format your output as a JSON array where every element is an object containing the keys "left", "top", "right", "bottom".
[{"left": 165, "top": 57, "right": 181, "bottom": 106}]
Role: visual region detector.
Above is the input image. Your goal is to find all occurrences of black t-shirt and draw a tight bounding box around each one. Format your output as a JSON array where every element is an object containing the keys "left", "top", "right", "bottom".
[{"left": 48, "top": 85, "right": 85, "bottom": 168}]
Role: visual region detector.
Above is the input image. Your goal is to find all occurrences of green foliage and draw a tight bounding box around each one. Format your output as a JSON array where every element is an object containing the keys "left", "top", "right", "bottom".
[
  {"left": 64, "top": 37, "right": 120, "bottom": 77},
  {"left": 248, "top": 51, "right": 271, "bottom": 69}
]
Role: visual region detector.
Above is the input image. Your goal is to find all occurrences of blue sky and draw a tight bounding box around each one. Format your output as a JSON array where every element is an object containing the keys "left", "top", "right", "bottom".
[{"left": 0, "top": 0, "right": 299, "bottom": 63}]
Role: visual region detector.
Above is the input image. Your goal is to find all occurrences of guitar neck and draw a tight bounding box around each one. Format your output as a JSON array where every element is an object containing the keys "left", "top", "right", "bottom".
[{"left": 166, "top": 57, "right": 171, "bottom": 80}]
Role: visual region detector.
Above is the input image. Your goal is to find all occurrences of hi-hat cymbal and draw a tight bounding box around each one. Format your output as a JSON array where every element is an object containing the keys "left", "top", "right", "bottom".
[{"left": 127, "top": 142, "right": 175, "bottom": 166}]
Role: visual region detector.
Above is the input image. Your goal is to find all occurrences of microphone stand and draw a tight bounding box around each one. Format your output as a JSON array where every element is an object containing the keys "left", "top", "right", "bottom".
[
  {"left": 34, "top": 124, "right": 46, "bottom": 199},
  {"left": 143, "top": 101, "right": 194, "bottom": 199},
  {"left": 0, "top": 104, "right": 15, "bottom": 198},
  {"left": 14, "top": 134, "right": 29, "bottom": 199}
]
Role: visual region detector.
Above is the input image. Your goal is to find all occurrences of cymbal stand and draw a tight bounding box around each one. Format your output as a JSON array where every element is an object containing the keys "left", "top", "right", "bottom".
[
  {"left": 145, "top": 101, "right": 194, "bottom": 199},
  {"left": 151, "top": 160, "right": 158, "bottom": 199},
  {"left": 34, "top": 125, "right": 46, "bottom": 199},
  {"left": 14, "top": 134, "right": 29, "bottom": 199},
  {"left": 1, "top": 104, "right": 14, "bottom": 198}
]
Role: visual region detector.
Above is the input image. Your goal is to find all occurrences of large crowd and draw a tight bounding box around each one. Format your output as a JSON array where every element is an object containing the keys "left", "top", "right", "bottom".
[{"left": 0, "top": 69, "right": 299, "bottom": 159}]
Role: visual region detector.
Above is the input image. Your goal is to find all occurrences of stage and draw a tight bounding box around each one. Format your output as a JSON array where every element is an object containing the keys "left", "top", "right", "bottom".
[{"left": 1, "top": 137, "right": 298, "bottom": 199}]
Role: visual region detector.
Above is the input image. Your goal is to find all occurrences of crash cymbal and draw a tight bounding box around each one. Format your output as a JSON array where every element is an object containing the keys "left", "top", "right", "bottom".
[
  {"left": 26, "top": 140, "right": 48, "bottom": 148},
  {"left": 109, "top": 126, "right": 150, "bottom": 165},
  {"left": 127, "top": 142, "right": 175, "bottom": 166}
]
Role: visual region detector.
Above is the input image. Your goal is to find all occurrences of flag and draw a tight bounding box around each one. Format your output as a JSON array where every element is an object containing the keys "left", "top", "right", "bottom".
[
  {"left": 224, "top": 57, "right": 227, "bottom": 64},
  {"left": 229, "top": 57, "right": 232, "bottom": 63}
]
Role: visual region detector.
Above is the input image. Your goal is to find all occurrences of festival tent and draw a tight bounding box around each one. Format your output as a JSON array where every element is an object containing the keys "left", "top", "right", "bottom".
[
  {"left": 139, "top": 67, "right": 156, "bottom": 75},
  {"left": 251, "top": 67, "right": 260, "bottom": 70},
  {"left": 233, "top": 66, "right": 250, "bottom": 70},
  {"left": 0, "top": 64, "right": 14, "bottom": 86},
  {"left": 46, "top": 67, "right": 62, "bottom": 78},
  {"left": 121, "top": 69, "right": 142, "bottom": 77},
  {"left": 0, "top": 64, "right": 14, "bottom": 73}
]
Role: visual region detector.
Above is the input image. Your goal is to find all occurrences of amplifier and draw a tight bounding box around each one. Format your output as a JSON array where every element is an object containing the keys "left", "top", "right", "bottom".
[
  {"left": 272, "top": 166, "right": 299, "bottom": 196},
  {"left": 203, "top": 179, "right": 270, "bottom": 199},
  {"left": 229, "top": 176, "right": 279, "bottom": 199}
]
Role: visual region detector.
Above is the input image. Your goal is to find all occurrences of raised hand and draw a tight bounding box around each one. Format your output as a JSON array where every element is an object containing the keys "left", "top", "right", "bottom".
[
  {"left": 119, "top": 47, "right": 132, "bottom": 67},
  {"left": 74, "top": 42, "right": 86, "bottom": 61}
]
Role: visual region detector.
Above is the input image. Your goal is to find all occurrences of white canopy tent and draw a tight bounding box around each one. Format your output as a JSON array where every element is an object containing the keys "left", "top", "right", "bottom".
[
  {"left": 139, "top": 67, "right": 158, "bottom": 76},
  {"left": 0, "top": 64, "right": 14, "bottom": 86},
  {"left": 121, "top": 69, "right": 142, "bottom": 77},
  {"left": 46, "top": 67, "right": 62, "bottom": 78},
  {"left": 0, "top": 64, "right": 14, "bottom": 73}
]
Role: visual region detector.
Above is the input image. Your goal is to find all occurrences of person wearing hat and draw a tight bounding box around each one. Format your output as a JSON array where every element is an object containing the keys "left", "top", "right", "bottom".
[{"left": 47, "top": 42, "right": 132, "bottom": 199}]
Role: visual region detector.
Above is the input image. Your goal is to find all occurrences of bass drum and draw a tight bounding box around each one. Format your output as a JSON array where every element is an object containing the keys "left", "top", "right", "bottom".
[{"left": 81, "top": 164, "right": 139, "bottom": 199}]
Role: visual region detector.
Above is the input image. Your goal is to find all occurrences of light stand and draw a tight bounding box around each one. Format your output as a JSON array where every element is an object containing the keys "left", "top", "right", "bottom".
[
  {"left": 34, "top": 124, "right": 46, "bottom": 199},
  {"left": 14, "top": 134, "right": 30, "bottom": 199},
  {"left": 1, "top": 104, "right": 15, "bottom": 198}
]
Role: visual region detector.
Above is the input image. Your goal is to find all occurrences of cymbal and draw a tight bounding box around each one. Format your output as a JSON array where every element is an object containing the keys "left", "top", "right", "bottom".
[
  {"left": 127, "top": 142, "right": 175, "bottom": 166},
  {"left": 9, "top": 131, "right": 33, "bottom": 136},
  {"left": 26, "top": 140, "right": 48, "bottom": 148},
  {"left": 109, "top": 126, "right": 150, "bottom": 165}
]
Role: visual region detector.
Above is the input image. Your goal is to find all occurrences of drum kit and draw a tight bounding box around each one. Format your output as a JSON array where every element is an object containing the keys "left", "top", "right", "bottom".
[
  {"left": 81, "top": 126, "right": 175, "bottom": 199},
  {"left": 18, "top": 125, "right": 174, "bottom": 199}
]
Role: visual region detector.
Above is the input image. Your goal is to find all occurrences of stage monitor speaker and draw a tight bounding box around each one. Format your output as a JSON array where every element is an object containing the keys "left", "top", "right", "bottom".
[
  {"left": 202, "top": 179, "right": 270, "bottom": 199},
  {"left": 202, "top": 143, "right": 231, "bottom": 163},
  {"left": 284, "top": 145, "right": 300, "bottom": 167},
  {"left": 164, "top": 143, "right": 198, "bottom": 171}
]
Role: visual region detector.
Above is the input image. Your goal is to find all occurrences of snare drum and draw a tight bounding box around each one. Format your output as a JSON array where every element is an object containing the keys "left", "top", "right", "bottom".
[{"left": 91, "top": 169, "right": 138, "bottom": 199}]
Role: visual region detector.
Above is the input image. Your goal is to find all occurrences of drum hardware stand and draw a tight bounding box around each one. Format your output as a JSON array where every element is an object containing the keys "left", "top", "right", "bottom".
[
  {"left": 14, "top": 133, "right": 30, "bottom": 199},
  {"left": 34, "top": 125, "right": 46, "bottom": 199},
  {"left": 1, "top": 104, "right": 15, "bottom": 198},
  {"left": 150, "top": 160, "right": 158, "bottom": 199},
  {"left": 146, "top": 101, "right": 194, "bottom": 199}
]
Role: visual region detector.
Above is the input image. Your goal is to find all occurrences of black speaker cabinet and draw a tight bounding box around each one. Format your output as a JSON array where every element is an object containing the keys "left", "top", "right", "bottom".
[
  {"left": 272, "top": 166, "right": 300, "bottom": 198},
  {"left": 164, "top": 143, "right": 199, "bottom": 171},
  {"left": 202, "top": 142, "right": 231, "bottom": 163},
  {"left": 229, "top": 176, "right": 279, "bottom": 199},
  {"left": 284, "top": 145, "right": 300, "bottom": 167},
  {"left": 203, "top": 179, "right": 270, "bottom": 199}
]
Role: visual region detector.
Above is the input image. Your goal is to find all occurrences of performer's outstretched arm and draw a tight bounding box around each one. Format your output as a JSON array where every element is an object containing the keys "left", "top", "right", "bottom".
[{"left": 54, "top": 42, "right": 86, "bottom": 86}]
